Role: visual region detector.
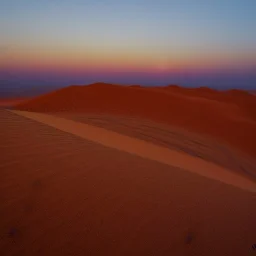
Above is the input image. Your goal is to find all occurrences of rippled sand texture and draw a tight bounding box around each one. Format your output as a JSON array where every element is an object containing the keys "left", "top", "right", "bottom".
[
  {"left": 55, "top": 112, "right": 256, "bottom": 180},
  {"left": 1, "top": 109, "right": 256, "bottom": 256}
]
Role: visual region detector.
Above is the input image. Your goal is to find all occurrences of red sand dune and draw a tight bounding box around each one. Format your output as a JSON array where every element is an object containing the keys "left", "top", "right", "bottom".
[
  {"left": 15, "top": 83, "right": 256, "bottom": 157},
  {"left": 129, "top": 85, "right": 142, "bottom": 88},
  {"left": 1, "top": 109, "right": 256, "bottom": 256},
  {"left": 0, "top": 98, "right": 29, "bottom": 107}
]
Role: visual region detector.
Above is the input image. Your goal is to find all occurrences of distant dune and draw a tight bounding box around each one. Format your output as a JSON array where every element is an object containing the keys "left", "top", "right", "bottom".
[
  {"left": 0, "top": 98, "right": 29, "bottom": 107},
  {"left": 15, "top": 83, "right": 256, "bottom": 157},
  {"left": 249, "top": 90, "right": 256, "bottom": 96}
]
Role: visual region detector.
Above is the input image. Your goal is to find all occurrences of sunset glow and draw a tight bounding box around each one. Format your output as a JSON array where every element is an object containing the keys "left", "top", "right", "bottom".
[{"left": 1, "top": 0, "right": 256, "bottom": 92}]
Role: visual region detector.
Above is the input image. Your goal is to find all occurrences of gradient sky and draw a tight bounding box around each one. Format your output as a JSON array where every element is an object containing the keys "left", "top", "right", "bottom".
[{"left": 1, "top": 0, "right": 256, "bottom": 94}]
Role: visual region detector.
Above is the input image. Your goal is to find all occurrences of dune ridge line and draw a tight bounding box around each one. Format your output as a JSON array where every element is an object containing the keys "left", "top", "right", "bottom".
[
  {"left": 10, "top": 109, "right": 256, "bottom": 193},
  {"left": 14, "top": 83, "right": 256, "bottom": 157}
]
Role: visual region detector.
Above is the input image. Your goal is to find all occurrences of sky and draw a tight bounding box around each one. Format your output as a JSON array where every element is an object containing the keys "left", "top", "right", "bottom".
[{"left": 1, "top": 0, "right": 256, "bottom": 95}]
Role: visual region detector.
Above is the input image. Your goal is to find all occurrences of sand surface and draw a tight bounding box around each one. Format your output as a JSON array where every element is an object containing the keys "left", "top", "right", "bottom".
[
  {"left": 0, "top": 98, "right": 29, "bottom": 107},
  {"left": 1, "top": 109, "right": 256, "bottom": 255},
  {"left": 55, "top": 112, "right": 256, "bottom": 180},
  {"left": 15, "top": 83, "right": 256, "bottom": 157},
  {"left": 1, "top": 109, "right": 256, "bottom": 256},
  {"left": 10, "top": 110, "right": 256, "bottom": 192}
]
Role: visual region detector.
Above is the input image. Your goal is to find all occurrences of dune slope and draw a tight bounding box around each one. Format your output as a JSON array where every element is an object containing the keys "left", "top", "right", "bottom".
[
  {"left": 15, "top": 83, "right": 256, "bottom": 157},
  {"left": 1, "top": 109, "right": 256, "bottom": 256}
]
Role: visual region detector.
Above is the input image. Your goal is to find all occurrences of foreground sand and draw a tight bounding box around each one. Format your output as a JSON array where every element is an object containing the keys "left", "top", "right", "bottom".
[
  {"left": 1, "top": 109, "right": 256, "bottom": 255},
  {"left": 10, "top": 110, "right": 256, "bottom": 192}
]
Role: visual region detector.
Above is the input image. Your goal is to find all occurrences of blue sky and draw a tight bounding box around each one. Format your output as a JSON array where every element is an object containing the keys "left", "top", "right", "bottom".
[{"left": 1, "top": 0, "right": 256, "bottom": 94}]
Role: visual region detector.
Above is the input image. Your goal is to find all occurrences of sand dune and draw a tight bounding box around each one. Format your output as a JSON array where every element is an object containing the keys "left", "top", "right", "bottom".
[
  {"left": 10, "top": 109, "right": 256, "bottom": 192},
  {"left": 15, "top": 83, "right": 256, "bottom": 157},
  {"left": 0, "top": 98, "right": 29, "bottom": 107},
  {"left": 54, "top": 112, "right": 256, "bottom": 179},
  {"left": 1, "top": 109, "right": 256, "bottom": 256}
]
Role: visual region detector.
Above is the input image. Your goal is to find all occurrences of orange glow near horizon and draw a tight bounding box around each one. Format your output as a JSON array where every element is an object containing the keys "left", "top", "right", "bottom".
[
  {"left": 2, "top": 44, "right": 255, "bottom": 75},
  {"left": 2, "top": 0, "right": 256, "bottom": 89}
]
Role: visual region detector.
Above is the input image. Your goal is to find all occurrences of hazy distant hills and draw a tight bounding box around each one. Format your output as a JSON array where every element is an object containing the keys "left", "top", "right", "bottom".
[
  {"left": 0, "top": 80, "right": 64, "bottom": 98},
  {"left": 1, "top": 69, "right": 256, "bottom": 98}
]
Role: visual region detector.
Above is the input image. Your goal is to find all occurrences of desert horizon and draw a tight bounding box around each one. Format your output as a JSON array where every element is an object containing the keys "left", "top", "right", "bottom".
[{"left": 2, "top": 0, "right": 256, "bottom": 255}]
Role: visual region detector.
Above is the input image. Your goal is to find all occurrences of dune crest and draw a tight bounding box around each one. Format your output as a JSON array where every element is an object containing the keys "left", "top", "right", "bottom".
[
  {"left": 15, "top": 83, "right": 256, "bottom": 157},
  {"left": 10, "top": 110, "right": 256, "bottom": 192}
]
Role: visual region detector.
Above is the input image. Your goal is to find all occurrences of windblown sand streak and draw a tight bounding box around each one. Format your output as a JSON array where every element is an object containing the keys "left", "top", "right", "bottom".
[
  {"left": 56, "top": 112, "right": 256, "bottom": 178},
  {"left": 10, "top": 110, "right": 256, "bottom": 193}
]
